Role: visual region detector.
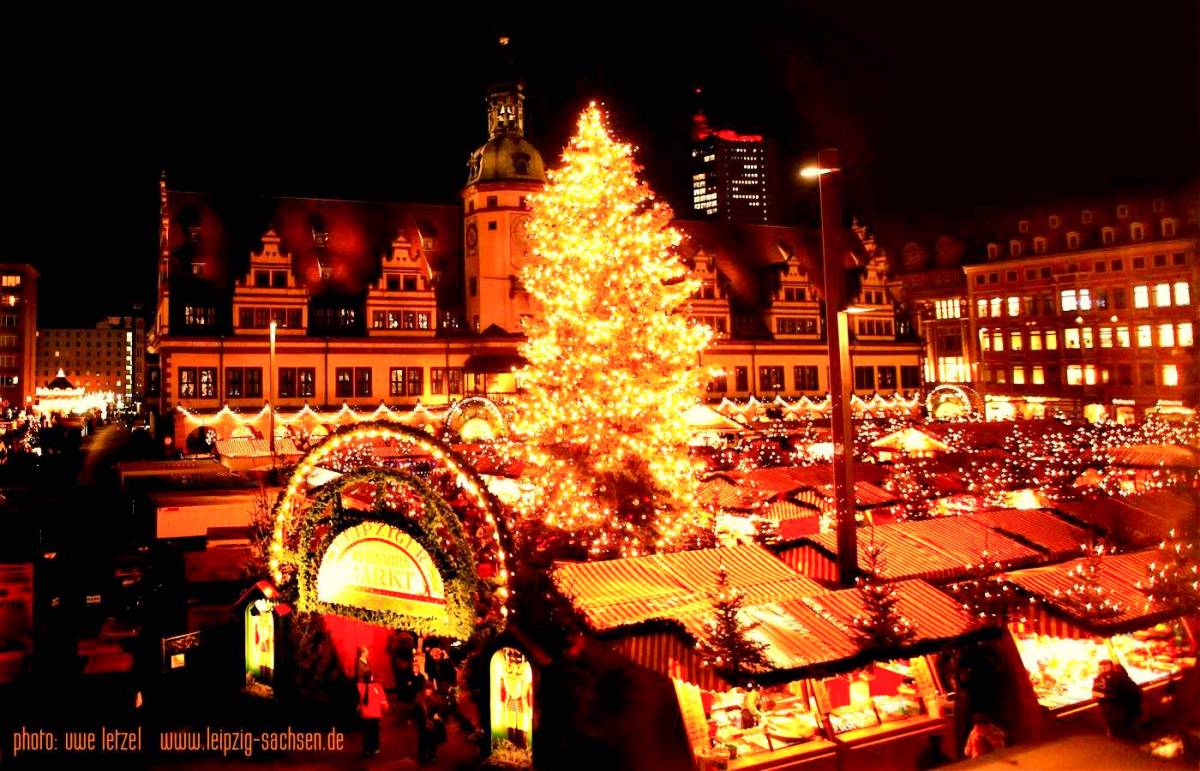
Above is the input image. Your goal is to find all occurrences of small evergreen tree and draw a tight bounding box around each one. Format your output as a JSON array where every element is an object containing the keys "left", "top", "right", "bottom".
[
  {"left": 851, "top": 541, "right": 917, "bottom": 649},
  {"left": 947, "top": 549, "right": 1012, "bottom": 628},
  {"left": 1056, "top": 545, "right": 1124, "bottom": 623},
  {"left": 1140, "top": 522, "right": 1200, "bottom": 613},
  {"left": 695, "top": 567, "right": 770, "bottom": 681}
]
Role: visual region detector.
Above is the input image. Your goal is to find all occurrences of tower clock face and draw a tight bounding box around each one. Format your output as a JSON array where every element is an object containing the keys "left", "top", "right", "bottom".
[
  {"left": 465, "top": 222, "right": 478, "bottom": 255},
  {"left": 511, "top": 214, "right": 531, "bottom": 251}
]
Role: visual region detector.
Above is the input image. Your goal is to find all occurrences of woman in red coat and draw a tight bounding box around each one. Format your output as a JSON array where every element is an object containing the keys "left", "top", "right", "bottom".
[{"left": 358, "top": 673, "right": 389, "bottom": 756}]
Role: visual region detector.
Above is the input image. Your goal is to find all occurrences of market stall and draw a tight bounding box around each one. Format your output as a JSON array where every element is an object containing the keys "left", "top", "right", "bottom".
[
  {"left": 556, "top": 549, "right": 980, "bottom": 770},
  {"left": 1003, "top": 549, "right": 1197, "bottom": 726}
]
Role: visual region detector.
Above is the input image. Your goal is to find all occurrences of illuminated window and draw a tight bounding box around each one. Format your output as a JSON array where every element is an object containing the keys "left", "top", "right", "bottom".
[
  {"left": 1084, "top": 365, "right": 1097, "bottom": 385},
  {"left": 1045, "top": 330, "right": 1058, "bottom": 350},
  {"left": 1082, "top": 327, "right": 1094, "bottom": 348},
  {"left": 1012, "top": 366, "right": 1025, "bottom": 385},
  {"left": 1060, "top": 290, "right": 1077, "bottom": 312},
  {"left": 1010, "top": 331, "right": 1022, "bottom": 350},
  {"left": 1067, "top": 365, "right": 1083, "bottom": 385},
  {"left": 1137, "top": 324, "right": 1153, "bottom": 347},
  {"left": 1030, "top": 331, "right": 1042, "bottom": 350},
  {"left": 1116, "top": 326, "right": 1131, "bottom": 347},
  {"left": 1102, "top": 227, "right": 1116, "bottom": 245},
  {"left": 1174, "top": 282, "right": 1190, "bottom": 305},
  {"left": 1006, "top": 296, "right": 1019, "bottom": 316},
  {"left": 1162, "top": 364, "right": 1179, "bottom": 387},
  {"left": 976, "top": 299, "right": 988, "bottom": 318},
  {"left": 990, "top": 297, "right": 1002, "bottom": 317},
  {"left": 1099, "top": 327, "right": 1113, "bottom": 348},
  {"left": 1064, "top": 328, "right": 1081, "bottom": 349},
  {"left": 1158, "top": 323, "right": 1175, "bottom": 347},
  {"left": 1178, "top": 322, "right": 1194, "bottom": 346},
  {"left": 1154, "top": 283, "right": 1171, "bottom": 307},
  {"left": 1133, "top": 285, "right": 1150, "bottom": 308},
  {"left": 1032, "top": 366, "right": 1045, "bottom": 385},
  {"left": 1131, "top": 223, "right": 1145, "bottom": 241},
  {"left": 979, "top": 328, "right": 991, "bottom": 352},
  {"left": 0, "top": 276, "right": 20, "bottom": 287},
  {"left": 992, "top": 331, "right": 1004, "bottom": 351}
]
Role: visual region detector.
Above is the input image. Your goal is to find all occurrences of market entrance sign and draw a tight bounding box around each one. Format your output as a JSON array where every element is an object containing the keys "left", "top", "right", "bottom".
[{"left": 317, "top": 521, "right": 448, "bottom": 622}]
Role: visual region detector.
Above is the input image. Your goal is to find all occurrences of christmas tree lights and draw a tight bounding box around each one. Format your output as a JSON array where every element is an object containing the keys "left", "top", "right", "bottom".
[
  {"left": 695, "top": 566, "right": 770, "bottom": 681},
  {"left": 1053, "top": 544, "right": 1124, "bottom": 622},
  {"left": 851, "top": 539, "right": 918, "bottom": 649},
  {"left": 1138, "top": 523, "right": 1200, "bottom": 613},
  {"left": 510, "top": 103, "right": 713, "bottom": 557}
]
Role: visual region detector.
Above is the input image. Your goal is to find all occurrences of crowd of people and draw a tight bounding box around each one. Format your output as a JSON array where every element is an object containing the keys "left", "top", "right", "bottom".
[{"left": 353, "top": 634, "right": 458, "bottom": 763}]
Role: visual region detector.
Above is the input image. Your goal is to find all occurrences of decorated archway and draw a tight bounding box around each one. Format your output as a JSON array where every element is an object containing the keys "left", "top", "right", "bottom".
[
  {"left": 445, "top": 397, "right": 507, "bottom": 443},
  {"left": 926, "top": 384, "right": 981, "bottom": 420},
  {"left": 269, "top": 422, "right": 512, "bottom": 639}
]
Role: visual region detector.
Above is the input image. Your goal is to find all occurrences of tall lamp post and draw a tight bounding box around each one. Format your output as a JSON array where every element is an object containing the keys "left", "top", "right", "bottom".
[
  {"left": 268, "top": 320, "right": 277, "bottom": 463},
  {"left": 803, "top": 148, "right": 858, "bottom": 587}
]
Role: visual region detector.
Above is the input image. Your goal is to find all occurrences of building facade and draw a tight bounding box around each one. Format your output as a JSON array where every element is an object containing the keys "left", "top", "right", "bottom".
[
  {"left": 35, "top": 314, "right": 146, "bottom": 408},
  {"left": 900, "top": 195, "right": 1199, "bottom": 420},
  {"left": 690, "top": 112, "right": 769, "bottom": 223},
  {"left": 151, "top": 77, "right": 920, "bottom": 441},
  {"left": 0, "top": 264, "right": 38, "bottom": 409}
]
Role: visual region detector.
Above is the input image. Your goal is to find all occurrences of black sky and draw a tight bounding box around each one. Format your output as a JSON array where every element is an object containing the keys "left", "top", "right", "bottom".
[{"left": 2, "top": 3, "right": 1196, "bottom": 326}]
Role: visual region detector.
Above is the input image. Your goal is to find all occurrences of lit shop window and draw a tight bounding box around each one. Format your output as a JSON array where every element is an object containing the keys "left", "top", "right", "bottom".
[
  {"left": 1162, "top": 365, "right": 1179, "bottom": 387},
  {"left": 1137, "top": 324, "right": 1153, "bottom": 347},
  {"left": 1155, "top": 283, "right": 1172, "bottom": 307},
  {"left": 1174, "top": 282, "right": 1191, "bottom": 305},
  {"left": 1133, "top": 286, "right": 1150, "bottom": 308},
  {"left": 1178, "top": 322, "right": 1194, "bottom": 347},
  {"left": 1158, "top": 323, "right": 1175, "bottom": 347}
]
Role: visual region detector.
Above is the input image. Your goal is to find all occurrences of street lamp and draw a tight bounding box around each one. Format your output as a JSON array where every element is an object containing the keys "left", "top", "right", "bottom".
[
  {"left": 268, "top": 321, "right": 277, "bottom": 463},
  {"left": 805, "top": 147, "right": 858, "bottom": 587}
]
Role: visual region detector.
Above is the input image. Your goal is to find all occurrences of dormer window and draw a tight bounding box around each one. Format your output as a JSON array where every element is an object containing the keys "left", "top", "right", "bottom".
[
  {"left": 386, "top": 275, "right": 400, "bottom": 291},
  {"left": 1102, "top": 227, "right": 1116, "bottom": 245},
  {"left": 1152, "top": 198, "right": 1166, "bottom": 214},
  {"left": 512, "top": 152, "right": 531, "bottom": 175},
  {"left": 1066, "top": 232, "right": 1080, "bottom": 249},
  {"left": 1033, "top": 237, "right": 1047, "bottom": 254},
  {"left": 271, "top": 270, "right": 288, "bottom": 288},
  {"left": 987, "top": 243, "right": 1000, "bottom": 260},
  {"left": 1162, "top": 218, "right": 1178, "bottom": 237},
  {"left": 1048, "top": 215, "right": 1060, "bottom": 229},
  {"left": 1081, "top": 209, "right": 1094, "bottom": 224},
  {"left": 1131, "top": 222, "right": 1145, "bottom": 242},
  {"left": 1009, "top": 240, "right": 1022, "bottom": 258},
  {"left": 254, "top": 270, "right": 270, "bottom": 288},
  {"left": 1116, "top": 204, "right": 1130, "bottom": 220},
  {"left": 1018, "top": 220, "right": 1030, "bottom": 234}
]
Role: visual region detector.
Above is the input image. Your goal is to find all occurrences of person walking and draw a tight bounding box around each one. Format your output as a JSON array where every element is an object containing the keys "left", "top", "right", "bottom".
[
  {"left": 355, "top": 645, "right": 373, "bottom": 684},
  {"left": 358, "top": 673, "right": 389, "bottom": 756}
]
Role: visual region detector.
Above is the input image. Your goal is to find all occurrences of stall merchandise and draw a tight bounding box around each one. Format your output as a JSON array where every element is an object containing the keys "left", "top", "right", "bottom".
[{"left": 1013, "top": 621, "right": 1196, "bottom": 711}]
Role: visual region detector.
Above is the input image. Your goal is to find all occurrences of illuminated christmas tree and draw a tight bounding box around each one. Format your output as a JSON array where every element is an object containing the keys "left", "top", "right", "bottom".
[
  {"left": 851, "top": 540, "right": 918, "bottom": 649},
  {"left": 887, "top": 459, "right": 934, "bottom": 521},
  {"left": 1140, "top": 523, "right": 1200, "bottom": 613},
  {"left": 947, "top": 549, "right": 1012, "bottom": 628},
  {"left": 696, "top": 567, "right": 770, "bottom": 681},
  {"left": 1054, "top": 544, "right": 1124, "bottom": 622},
  {"left": 512, "top": 104, "right": 713, "bottom": 557}
]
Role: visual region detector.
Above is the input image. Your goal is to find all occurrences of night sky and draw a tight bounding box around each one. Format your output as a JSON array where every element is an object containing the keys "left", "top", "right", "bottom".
[{"left": 2, "top": 3, "right": 1195, "bottom": 326}]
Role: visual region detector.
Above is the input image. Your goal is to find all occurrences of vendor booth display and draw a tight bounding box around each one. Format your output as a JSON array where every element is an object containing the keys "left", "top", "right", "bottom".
[
  {"left": 556, "top": 547, "right": 981, "bottom": 770},
  {"left": 1003, "top": 549, "right": 1197, "bottom": 720}
]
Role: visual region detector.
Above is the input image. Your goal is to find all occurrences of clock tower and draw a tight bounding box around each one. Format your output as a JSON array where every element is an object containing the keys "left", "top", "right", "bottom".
[{"left": 462, "top": 46, "right": 546, "bottom": 335}]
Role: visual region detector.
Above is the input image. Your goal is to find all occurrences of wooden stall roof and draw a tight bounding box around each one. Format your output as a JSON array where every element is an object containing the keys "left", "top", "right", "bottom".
[
  {"left": 1053, "top": 488, "right": 1198, "bottom": 545},
  {"left": 804, "top": 579, "right": 976, "bottom": 645},
  {"left": 553, "top": 544, "right": 825, "bottom": 633},
  {"left": 799, "top": 517, "right": 1041, "bottom": 582},
  {"left": 1090, "top": 444, "right": 1200, "bottom": 469},
  {"left": 967, "top": 508, "right": 1093, "bottom": 559},
  {"left": 1003, "top": 548, "right": 1173, "bottom": 634}
]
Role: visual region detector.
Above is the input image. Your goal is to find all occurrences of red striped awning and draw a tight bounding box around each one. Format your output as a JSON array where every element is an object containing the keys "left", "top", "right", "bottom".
[
  {"left": 800, "top": 517, "right": 1040, "bottom": 583},
  {"left": 803, "top": 579, "right": 975, "bottom": 644},
  {"left": 1092, "top": 444, "right": 1200, "bottom": 469},
  {"left": 760, "top": 500, "right": 819, "bottom": 523},
  {"left": 1054, "top": 489, "right": 1198, "bottom": 545},
  {"left": 1002, "top": 548, "right": 1167, "bottom": 633},
  {"left": 553, "top": 544, "right": 825, "bottom": 632},
  {"left": 968, "top": 508, "right": 1092, "bottom": 559}
]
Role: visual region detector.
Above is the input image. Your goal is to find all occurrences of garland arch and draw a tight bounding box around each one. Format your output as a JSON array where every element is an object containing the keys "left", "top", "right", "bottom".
[
  {"left": 269, "top": 422, "right": 512, "bottom": 631},
  {"left": 444, "top": 396, "right": 507, "bottom": 443}
]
